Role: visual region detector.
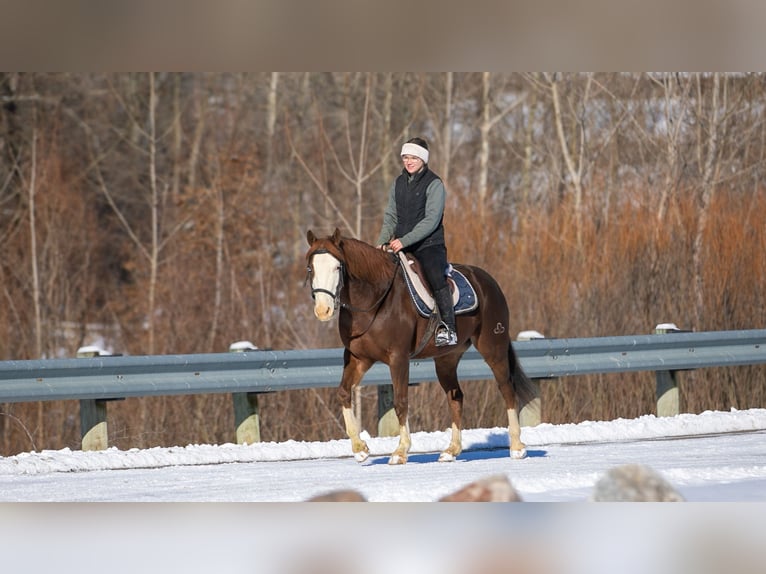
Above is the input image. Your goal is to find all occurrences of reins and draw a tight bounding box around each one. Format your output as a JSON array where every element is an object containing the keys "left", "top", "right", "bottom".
[
  {"left": 307, "top": 247, "right": 400, "bottom": 337},
  {"left": 340, "top": 260, "right": 398, "bottom": 314},
  {"left": 307, "top": 239, "right": 445, "bottom": 356}
]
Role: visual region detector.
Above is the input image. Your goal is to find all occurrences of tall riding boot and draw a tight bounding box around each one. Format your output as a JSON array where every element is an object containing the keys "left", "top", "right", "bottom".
[{"left": 434, "top": 286, "right": 458, "bottom": 346}]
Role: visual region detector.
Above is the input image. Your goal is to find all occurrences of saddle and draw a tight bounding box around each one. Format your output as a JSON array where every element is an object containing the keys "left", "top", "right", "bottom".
[{"left": 397, "top": 252, "right": 478, "bottom": 318}]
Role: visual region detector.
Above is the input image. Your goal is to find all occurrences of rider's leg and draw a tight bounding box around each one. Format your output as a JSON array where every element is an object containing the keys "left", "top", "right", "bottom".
[
  {"left": 417, "top": 245, "right": 457, "bottom": 346},
  {"left": 433, "top": 285, "right": 457, "bottom": 345}
]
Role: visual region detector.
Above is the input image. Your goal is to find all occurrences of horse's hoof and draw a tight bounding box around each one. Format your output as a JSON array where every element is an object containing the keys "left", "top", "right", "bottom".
[
  {"left": 354, "top": 450, "right": 369, "bottom": 463},
  {"left": 438, "top": 452, "right": 456, "bottom": 462},
  {"left": 510, "top": 448, "right": 528, "bottom": 460},
  {"left": 388, "top": 454, "right": 407, "bottom": 465}
]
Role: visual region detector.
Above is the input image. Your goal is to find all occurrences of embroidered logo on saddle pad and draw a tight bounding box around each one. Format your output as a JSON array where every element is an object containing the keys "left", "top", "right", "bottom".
[{"left": 397, "top": 252, "right": 479, "bottom": 318}]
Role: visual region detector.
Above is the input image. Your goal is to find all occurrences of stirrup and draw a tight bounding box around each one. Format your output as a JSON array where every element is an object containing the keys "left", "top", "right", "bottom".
[{"left": 435, "top": 324, "right": 458, "bottom": 346}]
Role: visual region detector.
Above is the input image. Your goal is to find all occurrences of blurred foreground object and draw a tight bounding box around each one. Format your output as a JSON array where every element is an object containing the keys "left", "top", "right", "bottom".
[
  {"left": 591, "top": 463, "right": 685, "bottom": 501},
  {"left": 439, "top": 474, "right": 523, "bottom": 502}
]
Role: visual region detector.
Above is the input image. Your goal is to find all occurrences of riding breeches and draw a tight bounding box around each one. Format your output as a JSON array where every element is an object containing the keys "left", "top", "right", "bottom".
[{"left": 412, "top": 244, "right": 449, "bottom": 293}]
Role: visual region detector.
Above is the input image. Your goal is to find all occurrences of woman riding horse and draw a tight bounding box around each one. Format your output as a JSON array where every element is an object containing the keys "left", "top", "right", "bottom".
[
  {"left": 306, "top": 228, "right": 537, "bottom": 465},
  {"left": 376, "top": 137, "right": 457, "bottom": 347}
]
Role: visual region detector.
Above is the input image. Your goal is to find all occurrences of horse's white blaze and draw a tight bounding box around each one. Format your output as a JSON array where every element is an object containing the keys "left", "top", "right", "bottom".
[{"left": 311, "top": 252, "right": 341, "bottom": 321}]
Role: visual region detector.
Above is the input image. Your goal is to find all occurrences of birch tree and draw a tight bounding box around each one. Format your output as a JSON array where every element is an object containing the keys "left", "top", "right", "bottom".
[
  {"left": 28, "top": 129, "right": 42, "bottom": 358},
  {"left": 288, "top": 72, "right": 412, "bottom": 240},
  {"left": 657, "top": 74, "right": 693, "bottom": 223},
  {"left": 476, "top": 73, "right": 527, "bottom": 220},
  {"left": 693, "top": 72, "right": 722, "bottom": 328},
  {"left": 89, "top": 73, "right": 188, "bottom": 354},
  {"left": 547, "top": 72, "right": 589, "bottom": 248}
]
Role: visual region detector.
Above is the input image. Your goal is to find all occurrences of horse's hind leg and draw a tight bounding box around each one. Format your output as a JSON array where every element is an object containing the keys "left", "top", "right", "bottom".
[
  {"left": 493, "top": 369, "right": 527, "bottom": 458},
  {"left": 338, "top": 350, "right": 373, "bottom": 462},
  {"left": 476, "top": 338, "right": 527, "bottom": 459},
  {"left": 506, "top": 404, "right": 526, "bottom": 459},
  {"left": 434, "top": 353, "right": 465, "bottom": 462}
]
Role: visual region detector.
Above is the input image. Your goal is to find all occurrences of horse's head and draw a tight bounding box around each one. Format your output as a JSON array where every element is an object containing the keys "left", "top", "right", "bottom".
[{"left": 306, "top": 228, "right": 345, "bottom": 321}]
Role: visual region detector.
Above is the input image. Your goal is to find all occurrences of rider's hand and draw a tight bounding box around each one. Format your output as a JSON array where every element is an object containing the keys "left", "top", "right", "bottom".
[{"left": 388, "top": 238, "right": 403, "bottom": 253}]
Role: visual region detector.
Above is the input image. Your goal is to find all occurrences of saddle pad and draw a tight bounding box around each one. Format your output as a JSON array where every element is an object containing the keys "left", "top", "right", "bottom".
[{"left": 399, "top": 254, "right": 479, "bottom": 318}]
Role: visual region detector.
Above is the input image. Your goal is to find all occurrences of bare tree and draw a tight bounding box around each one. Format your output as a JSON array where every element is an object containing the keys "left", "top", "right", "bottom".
[
  {"left": 476, "top": 72, "right": 527, "bottom": 220},
  {"left": 89, "top": 73, "right": 190, "bottom": 353},
  {"left": 27, "top": 129, "right": 42, "bottom": 358},
  {"left": 693, "top": 73, "right": 722, "bottom": 328},
  {"left": 547, "top": 72, "right": 589, "bottom": 248},
  {"left": 651, "top": 73, "right": 695, "bottom": 223},
  {"left": 2, "top": 73, "right": 766, "bottom": 456},
  {"left": 266, "top": 72, "right": 279, "bottom": 174},
  {"left": 287, "top": 72, "right": 412, "bottom": 240}
]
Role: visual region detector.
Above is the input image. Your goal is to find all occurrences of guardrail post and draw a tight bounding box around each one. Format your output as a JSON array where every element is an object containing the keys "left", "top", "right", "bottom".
[
  {"left": 377, "top": 384, "right": 398, "bottom": 437},
  {"left": 76, "top": 345, "right": 110, "bottom": 451},
  {"left": 654, "top": 323, "right": 682, "bottom": 417},
  {"left": 230, "top": 341, "right": 261, "bottom": 444},
  {"left": 517, "top": 331, "right": 544, "bottom": 427},
  {"left": 80, "top": 399, "right": 109, "bottom": 451}
]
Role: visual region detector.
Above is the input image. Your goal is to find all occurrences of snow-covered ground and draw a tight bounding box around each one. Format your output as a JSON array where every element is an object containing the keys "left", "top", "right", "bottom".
[
  {"left": 2, "top": 409, "right": 765, "bottom": 574},
  {"left": 1, "top": 408, "right": 765, "bottom": 502}
]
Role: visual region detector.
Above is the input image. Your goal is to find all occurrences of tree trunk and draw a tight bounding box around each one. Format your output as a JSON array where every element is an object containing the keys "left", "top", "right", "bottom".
[
  {"left": 478, "top": 72, "right": 491, "bottom": 220},
  {"left": 207, "top": 185, "right": 225, "bottom": 352},
  {"left": 29, "top": 129, "right": 42, "bottom": 358},
  {"left": 147, "top": 72, "right": 159, "bottom": 355},
  {"left": 172, "top": 74, "right": 182, "bottom": 200},
  {"left": 442, "top": 72, "right": 453, "bottom": 184},
  {"left": 476, "top": 73, "right": 526, "bottom": 220},
  {"left": 266, "top": 72, "right": 279, "bottom": 175},
  {"left": 549, "top": 73, "right": 587, "bottom": 249},
  {"left": 522, "top": 77, "right": 537, "bottom": 203},
  {"left": 693, "top": 73, "right": 722, "bottom": 329}
]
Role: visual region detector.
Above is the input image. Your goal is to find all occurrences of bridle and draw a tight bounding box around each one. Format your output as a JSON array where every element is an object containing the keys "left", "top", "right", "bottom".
[
  {"left": 306, "top": 248, "right": 345, "bottom": 310},
  {"left": 306, "top": 247, "right": 400, "bottom": 315},
  {"left": 307, "top": 244, "right": 428, "bottom": 351}
]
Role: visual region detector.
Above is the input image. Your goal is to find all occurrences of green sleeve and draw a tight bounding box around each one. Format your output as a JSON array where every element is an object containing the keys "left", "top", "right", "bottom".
[{"left": 376, "top": 181, "right": 398, "bottom": 245}]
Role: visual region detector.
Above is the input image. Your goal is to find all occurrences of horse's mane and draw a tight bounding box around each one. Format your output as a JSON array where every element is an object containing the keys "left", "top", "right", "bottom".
[{"left": 340, "top": 237, "right": 397, "bottom": 284}]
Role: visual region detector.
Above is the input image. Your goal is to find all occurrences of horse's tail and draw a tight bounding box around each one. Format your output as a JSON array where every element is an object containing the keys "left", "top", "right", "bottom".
[{"left": 508, "top": 341, "right": 538, "bottom": 407}]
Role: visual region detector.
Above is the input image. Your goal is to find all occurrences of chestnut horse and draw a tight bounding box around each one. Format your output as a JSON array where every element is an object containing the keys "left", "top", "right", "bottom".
[{"left": 305, "top": 228, "right": 537, "bottom": 465}]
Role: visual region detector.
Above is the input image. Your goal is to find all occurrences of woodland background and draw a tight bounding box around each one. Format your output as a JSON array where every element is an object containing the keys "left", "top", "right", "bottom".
[{"left": 1, "top": 72, "right": 765, "bottom": 456}]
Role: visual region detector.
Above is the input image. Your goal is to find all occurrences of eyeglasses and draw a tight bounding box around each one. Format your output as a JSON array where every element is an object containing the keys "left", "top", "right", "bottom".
[{"left": 401, "top": 155, "right": 422, "bottom": 163}]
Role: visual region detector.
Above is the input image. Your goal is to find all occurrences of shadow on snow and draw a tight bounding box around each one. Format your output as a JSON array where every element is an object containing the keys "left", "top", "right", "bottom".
[{"left": 367, "top": 448, "right": 547, "bottom": 465}]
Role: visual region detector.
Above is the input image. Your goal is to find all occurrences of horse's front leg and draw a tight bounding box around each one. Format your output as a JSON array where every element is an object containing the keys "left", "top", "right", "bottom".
[
  {"left": 388, "top": 357, "right": 411, "bottom": 465},
  {"left": 338, "top": 350, "right": 373, "bottom": 463}
]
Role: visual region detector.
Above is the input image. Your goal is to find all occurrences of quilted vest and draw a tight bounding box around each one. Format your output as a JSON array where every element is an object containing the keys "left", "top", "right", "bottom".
[{"left": 394, "top": 167, "right": 444, "bottom": 252}]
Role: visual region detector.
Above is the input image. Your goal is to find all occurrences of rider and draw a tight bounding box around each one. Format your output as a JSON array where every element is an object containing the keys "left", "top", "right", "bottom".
[{"left": 376, "top": 137, "right": 457, "bottom": 346}]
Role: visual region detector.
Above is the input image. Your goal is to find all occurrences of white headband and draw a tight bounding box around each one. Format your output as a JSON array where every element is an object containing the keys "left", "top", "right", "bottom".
[{"left": 401, "top": 142, "right": 429, "bottom": 164}]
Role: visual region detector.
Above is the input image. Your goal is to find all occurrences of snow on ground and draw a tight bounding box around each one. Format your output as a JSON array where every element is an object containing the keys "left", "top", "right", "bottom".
[
  {"left": 2, "top": 409, "right": 766, "bottom": 574},
  {"left": 1, "top": 408, "right": 765, "bottom": 501}
]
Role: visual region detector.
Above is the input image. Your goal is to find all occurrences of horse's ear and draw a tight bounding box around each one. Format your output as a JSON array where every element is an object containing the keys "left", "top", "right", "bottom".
[
  {"left": 332, "top": 228, "right": 342, "bottom": 244},
  {"left": 306, "top": 230, "right": 317, "bottom": 245}
]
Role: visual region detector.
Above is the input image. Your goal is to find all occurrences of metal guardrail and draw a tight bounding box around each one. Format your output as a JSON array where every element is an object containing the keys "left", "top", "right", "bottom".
[
  {"left": 1, "top": 329, "right": 765, "bottom": 450},
  {"left": 3, "top": 329, "right": 764, "bottom": 402}
]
